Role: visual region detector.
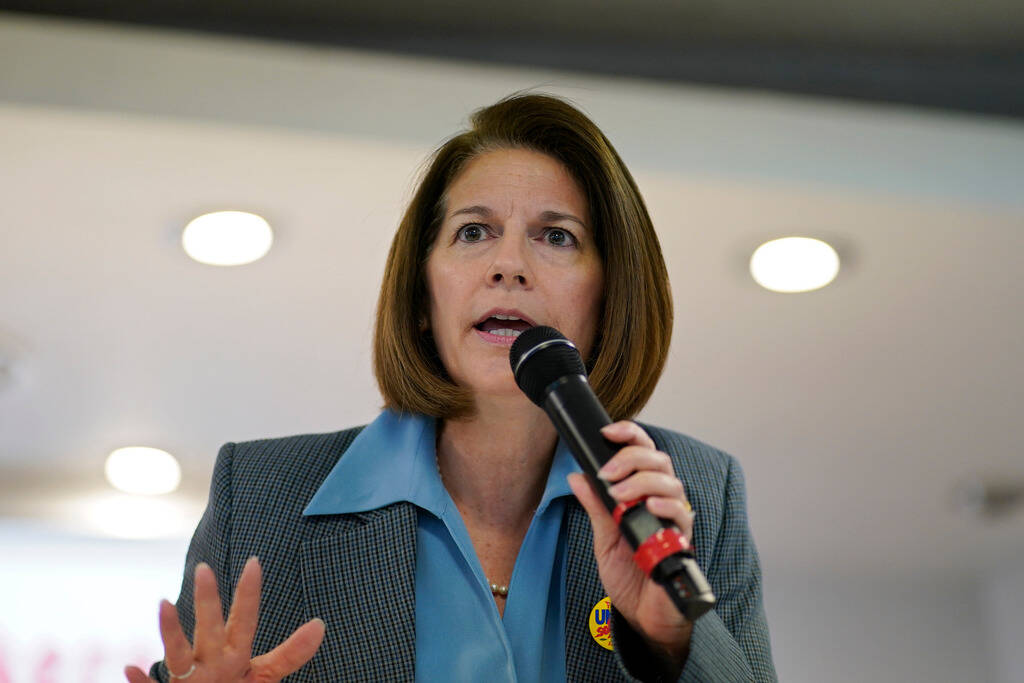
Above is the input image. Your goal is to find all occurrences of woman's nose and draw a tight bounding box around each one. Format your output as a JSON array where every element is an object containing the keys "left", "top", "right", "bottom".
[
  {"left": 490, "top": 270, "right": 527, "bottom": 285},
  {"left": 486, "top": 236, "right": 530, "bottom": 287}
]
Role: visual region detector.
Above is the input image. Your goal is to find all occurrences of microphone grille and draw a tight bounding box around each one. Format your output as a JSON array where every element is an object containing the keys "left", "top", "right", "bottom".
[{"left": 509, "top": 326, "right": 586, "bottom": 406}]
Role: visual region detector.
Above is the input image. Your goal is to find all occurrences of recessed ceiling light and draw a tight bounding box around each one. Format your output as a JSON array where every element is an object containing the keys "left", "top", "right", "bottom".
[
  {"left": 182, "top": 210, "right": 273, "bottom": 266},
  {"left": 104, "top": 446, "right": 182, "bottom": 495},
  {"left": 750, "top": 237, "right": 840, "bottom": 293}
]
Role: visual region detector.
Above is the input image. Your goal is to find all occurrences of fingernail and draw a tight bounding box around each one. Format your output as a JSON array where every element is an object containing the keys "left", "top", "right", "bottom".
[{"left": 597, "top": 465, "right": 616, "bottom": 480}]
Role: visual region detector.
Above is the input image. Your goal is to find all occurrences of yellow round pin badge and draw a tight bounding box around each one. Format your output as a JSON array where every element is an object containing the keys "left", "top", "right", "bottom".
[{"left": 588, "top": 597, "right": 614, "bottom": 650}]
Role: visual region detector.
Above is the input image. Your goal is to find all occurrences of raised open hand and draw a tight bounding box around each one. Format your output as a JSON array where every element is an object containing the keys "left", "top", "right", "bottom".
[{"left": 125, "top": 558, "right": 325, "bottom": 683}]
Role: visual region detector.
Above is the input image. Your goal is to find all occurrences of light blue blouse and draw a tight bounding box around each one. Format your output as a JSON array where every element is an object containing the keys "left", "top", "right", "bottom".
[{"left": 303, "top": 410, "right": 582, "bottom": 681}]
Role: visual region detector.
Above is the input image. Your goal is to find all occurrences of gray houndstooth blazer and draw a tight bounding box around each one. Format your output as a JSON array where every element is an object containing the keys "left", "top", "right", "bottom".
[{"left": 150, "top": 423, "right": 775, "bottom": 682}]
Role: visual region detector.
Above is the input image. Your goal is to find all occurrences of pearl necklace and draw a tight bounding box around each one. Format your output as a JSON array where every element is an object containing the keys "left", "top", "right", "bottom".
[{"left": 436, "top": 453, "right": 510, "bottom": 598}]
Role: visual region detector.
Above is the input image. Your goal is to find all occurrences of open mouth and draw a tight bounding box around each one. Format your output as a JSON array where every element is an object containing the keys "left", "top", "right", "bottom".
[{"left": 473, "top": 313, "right": 534, "bottom": 338}]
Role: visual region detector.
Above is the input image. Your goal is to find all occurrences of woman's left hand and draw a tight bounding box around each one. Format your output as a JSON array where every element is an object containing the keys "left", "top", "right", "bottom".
[{"left": 567, "top": 420, "right": 694, "bottom": 666}]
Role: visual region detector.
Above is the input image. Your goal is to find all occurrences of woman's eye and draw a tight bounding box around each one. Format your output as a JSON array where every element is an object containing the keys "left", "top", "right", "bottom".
[
  {"left": 456, "top": 224, "right": 487, "bottom": 243},
  {"left": 543, "top": 228, "right": 577, "bottom": 247}
]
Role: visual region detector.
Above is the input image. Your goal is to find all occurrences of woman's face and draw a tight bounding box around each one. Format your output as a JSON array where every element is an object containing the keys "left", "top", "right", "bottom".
[{"left": 424, "top": 148, "right": 604, "bottom": 402}]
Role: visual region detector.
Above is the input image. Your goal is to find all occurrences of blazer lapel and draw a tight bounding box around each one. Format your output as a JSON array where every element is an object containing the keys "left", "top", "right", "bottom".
[
  {"left": 564, "top": 500, "right": 626, "bottom": 682},
  {"left": 298, "top": 498, "right": 626, "bottom": 681},
  {"left": 299, "top": 502, "right": 417, "bottom": 682}
]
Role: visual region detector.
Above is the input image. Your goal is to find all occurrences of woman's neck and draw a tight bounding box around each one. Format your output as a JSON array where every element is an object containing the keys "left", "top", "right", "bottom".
[{"left": 435, "top": 395, "right": 558, "bottom": 532}]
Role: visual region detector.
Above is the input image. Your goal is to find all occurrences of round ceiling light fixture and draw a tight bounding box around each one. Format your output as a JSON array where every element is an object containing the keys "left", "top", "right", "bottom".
[
  {"left": 750, "top": 237, "right": 840, "bottom": 293},
  {"left": 104, "top": 446, "right": 182, "bottom": 495},
  {"left": 182, "top": 210, "right": 273, "bottom": 266}
]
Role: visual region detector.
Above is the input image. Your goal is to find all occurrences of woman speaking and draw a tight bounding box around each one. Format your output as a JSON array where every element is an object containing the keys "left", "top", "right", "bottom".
[{"left": 126, "top": 93, "right": 775, "bottom": 682}]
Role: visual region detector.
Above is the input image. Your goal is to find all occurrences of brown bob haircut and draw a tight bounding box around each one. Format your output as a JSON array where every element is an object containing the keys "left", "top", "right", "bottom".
[{"left": 373, "top": 93, "right": 672, "bottom": 421}]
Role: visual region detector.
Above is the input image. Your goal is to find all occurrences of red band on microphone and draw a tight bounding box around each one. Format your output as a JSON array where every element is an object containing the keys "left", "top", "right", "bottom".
[
  {"left": 632, "top": 528, "right": 689, "bottom": 576},
  {"left": 611, "top": 497, "right": 647, "bottom": 525}
]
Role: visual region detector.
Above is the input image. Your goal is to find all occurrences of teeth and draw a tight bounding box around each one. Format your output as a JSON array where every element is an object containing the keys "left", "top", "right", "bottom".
[
  {"left": 492, "top": 314, "right": 522, "bottom": 321},
  {"left": 489, "top": 328, "right": 523, "bottom": 337}
]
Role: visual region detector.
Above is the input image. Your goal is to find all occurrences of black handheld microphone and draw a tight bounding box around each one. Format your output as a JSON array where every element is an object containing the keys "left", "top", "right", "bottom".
[{"left": 510, "top": 326, "right": 715, "bottom": 622}]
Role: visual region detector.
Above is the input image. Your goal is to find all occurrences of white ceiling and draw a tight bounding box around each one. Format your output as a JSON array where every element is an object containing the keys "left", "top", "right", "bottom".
[{"left": 1, "top": 13, "right": 1022, "bottom": 580}]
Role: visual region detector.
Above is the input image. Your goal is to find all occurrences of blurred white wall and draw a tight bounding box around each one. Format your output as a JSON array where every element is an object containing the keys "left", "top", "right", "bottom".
[
  {"left": 982, "top": 554, "right": 1024, "bottom": 683},
  {"left": 0, "top": 521, "right": 187, "bottom": 681},
  {"left": 766, "top": 571, "right": 993, "bottom": 682}
]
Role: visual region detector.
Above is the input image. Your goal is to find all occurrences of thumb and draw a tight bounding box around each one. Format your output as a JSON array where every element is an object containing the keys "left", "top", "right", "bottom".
[
  {"left": 123, "top": 666, "right": 156, "bottom": 683},
  {"left": 251, "top": 617, "right": 326, "bottom": 680},
  {"left": 567, "top": 472, "right": 620, "bottom": 544}
]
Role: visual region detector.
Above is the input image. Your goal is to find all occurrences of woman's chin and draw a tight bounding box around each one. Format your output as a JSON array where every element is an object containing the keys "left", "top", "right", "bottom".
[{"left": 464, "top": 380, "right": 535, "bottom": 407}]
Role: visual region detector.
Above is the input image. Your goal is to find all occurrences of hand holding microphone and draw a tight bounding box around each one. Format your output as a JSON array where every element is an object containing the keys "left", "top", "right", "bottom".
[{"left": 510, "top": 326, "right": 715, "bottom": 644}]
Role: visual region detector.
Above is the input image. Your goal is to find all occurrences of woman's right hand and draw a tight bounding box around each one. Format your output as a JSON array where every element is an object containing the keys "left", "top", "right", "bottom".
[{"left": 124, "top": 557, "right": 325, "bottom": 683}]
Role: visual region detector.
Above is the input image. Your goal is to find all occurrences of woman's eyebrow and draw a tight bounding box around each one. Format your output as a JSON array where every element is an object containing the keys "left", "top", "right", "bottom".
[
  {"left": 449, "top": 206, "right": 587, "bottom": 231},
  {"left": 539, "top": 210, "right": 586, "bottom": 229},
  {"left": 449, "top": 205, "right": 493, "bottom": 219}
]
